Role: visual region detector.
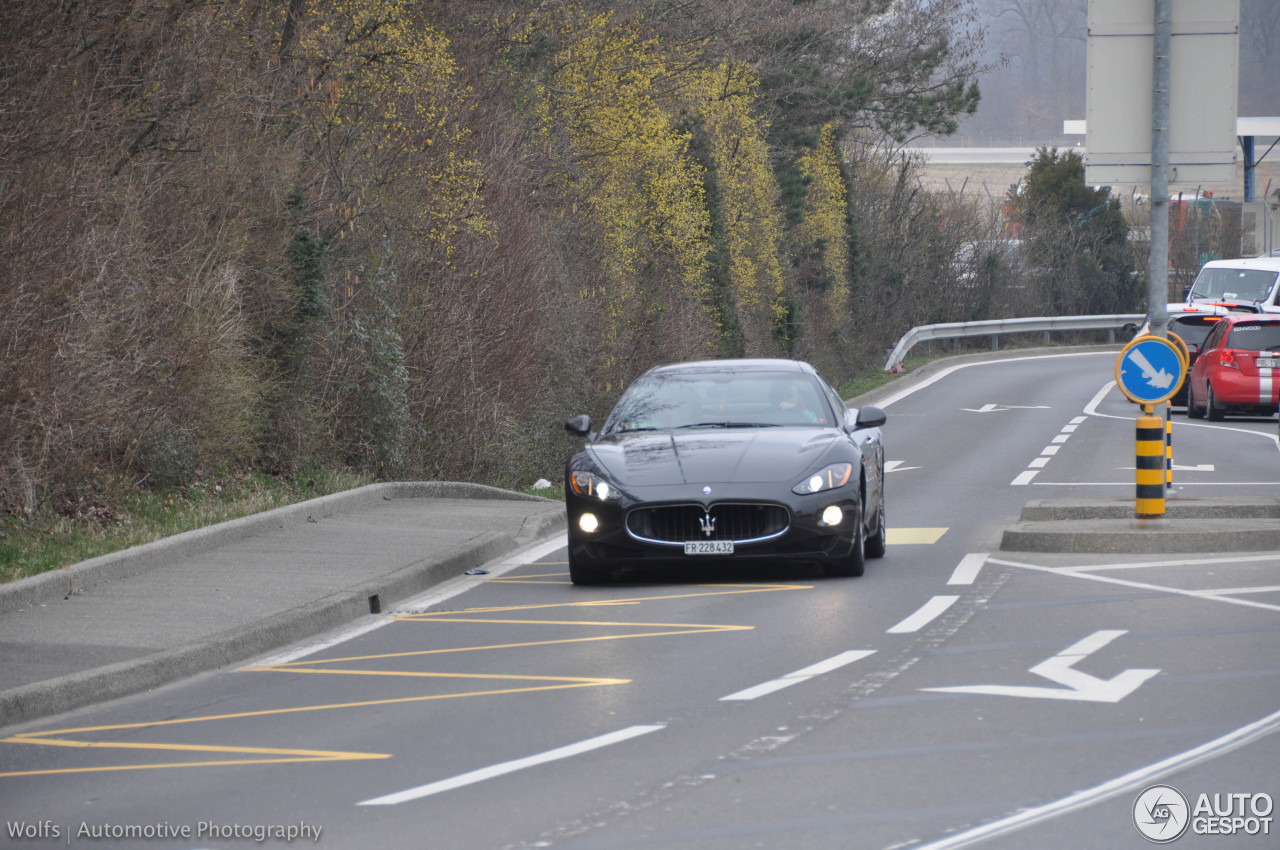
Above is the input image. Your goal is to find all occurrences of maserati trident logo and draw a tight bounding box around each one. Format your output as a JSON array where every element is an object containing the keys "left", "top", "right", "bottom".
[{"left": 698, "top": 512, "right": 716, "bottom": 538}]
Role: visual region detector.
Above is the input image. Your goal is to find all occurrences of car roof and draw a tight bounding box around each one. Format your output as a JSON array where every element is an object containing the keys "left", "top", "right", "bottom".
[
  {"left": 645, "top": 358, "right": 816, "bottom": 377},
  {"left": 1199, "top": 257, "right": 1280, "bottom": 273},
  {"left": 1167, "top": 302, "right": 1239, "bottom": 317},
  {"left": 1216, "top": 312, "right": 1280, "bottom": 327}
]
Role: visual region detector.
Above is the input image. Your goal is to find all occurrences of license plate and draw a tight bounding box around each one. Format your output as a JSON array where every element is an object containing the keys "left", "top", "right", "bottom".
[
  {"left": 684, "top": 540, "right": 734, "bottom": 556},
  {"left": 1258, "top": 357, "right": 1279, "bottom": 369}
]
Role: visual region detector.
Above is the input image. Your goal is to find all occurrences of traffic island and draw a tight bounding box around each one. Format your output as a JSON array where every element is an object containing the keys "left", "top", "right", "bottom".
[{"left": 1000, "top": 496, "right": 1280, "bottom": 553}]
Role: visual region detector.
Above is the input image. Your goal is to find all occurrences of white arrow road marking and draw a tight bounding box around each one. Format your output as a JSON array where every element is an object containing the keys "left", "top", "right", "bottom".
[
  {"left": 1127, "top": 349, "right": 1174, "bottom": 390},
  {"left": 923, "top": 630, "right": 1159, "bottom": 703},
  {"left": 884, "top": 461, "right": 920, "bottom": 473}
]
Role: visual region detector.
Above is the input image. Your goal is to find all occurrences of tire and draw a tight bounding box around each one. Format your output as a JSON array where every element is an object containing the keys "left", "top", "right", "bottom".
[
  {"left": 1186, "top": 383, "right": 1204, "bottom": 419},
  {"left": 823, "top": 500, "right": 865, "bottom": 577},
  {"left": 568, "top": 546, "right": 610, "bottom": 585},
  {"left": 1206, "top": 384, "right": 1226, "bottom": 421},
  {"left": 864, "top": 497, "right": 887, "bottom": 559}
]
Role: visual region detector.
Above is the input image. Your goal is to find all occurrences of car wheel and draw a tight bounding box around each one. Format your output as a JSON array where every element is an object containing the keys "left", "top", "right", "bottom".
[
  {"left": 1206, "top": 384, "right": 1226, "bottom": 421},
  {"left": 823, "top": 500, "right": 865, "bottom": 577},
  {"left": 864, "top": 497, "right": 887, "bottom": 559},
  {"left": 568, "top": 546, "right": 610, "bottom": 585},
  {"left": 1186, "top": 383, "right": 1204, "bottom": 418}
]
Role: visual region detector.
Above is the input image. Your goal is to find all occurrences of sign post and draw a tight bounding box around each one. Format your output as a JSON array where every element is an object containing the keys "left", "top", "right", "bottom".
[{"left": 1114, "top": 336, "right": 1187, "bottom": 518}]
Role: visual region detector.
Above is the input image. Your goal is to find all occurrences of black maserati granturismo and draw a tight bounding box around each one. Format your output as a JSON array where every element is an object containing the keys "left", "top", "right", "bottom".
[{"left": 563, "top": 359, "right": 887, "bottom": 584}]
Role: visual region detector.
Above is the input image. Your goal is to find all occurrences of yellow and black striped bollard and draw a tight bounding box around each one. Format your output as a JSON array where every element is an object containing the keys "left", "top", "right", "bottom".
[{"left": 1136, "top": 407, "right": 1166, "bottom": 517}]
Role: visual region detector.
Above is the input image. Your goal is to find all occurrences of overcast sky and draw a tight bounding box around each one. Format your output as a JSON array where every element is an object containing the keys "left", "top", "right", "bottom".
[{"left": 952, "top": 0, "right": 1279, "bottom": 147}]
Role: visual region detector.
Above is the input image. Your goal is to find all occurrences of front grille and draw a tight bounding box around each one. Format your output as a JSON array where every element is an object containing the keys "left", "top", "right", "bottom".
[{"left": 627, "top": 503, "right": 789, "bottom": 545}]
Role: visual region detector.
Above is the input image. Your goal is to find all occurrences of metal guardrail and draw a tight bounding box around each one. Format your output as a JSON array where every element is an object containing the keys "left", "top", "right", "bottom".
[{"left": 883, "top": 314, "right": 1144, "bottom": 372}]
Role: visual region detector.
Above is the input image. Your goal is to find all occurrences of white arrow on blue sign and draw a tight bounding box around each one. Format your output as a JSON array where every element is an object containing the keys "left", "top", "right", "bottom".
[{"left": 1116, "top": 336, "right": 1185, "bottom": 404}]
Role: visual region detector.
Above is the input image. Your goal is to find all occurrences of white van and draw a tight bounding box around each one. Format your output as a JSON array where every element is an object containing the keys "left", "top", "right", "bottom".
[{"left": 1185, "top": 258, "right": 1280, "bottom": 313}]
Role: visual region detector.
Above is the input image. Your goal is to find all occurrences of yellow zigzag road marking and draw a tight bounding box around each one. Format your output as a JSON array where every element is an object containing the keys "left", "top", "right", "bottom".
[
  {"left": 248, "top": 622, "right": 751, "bottom": 668},
  {"left": 0, "top": 676, "right": 619, "bottom": 779},
  {"left": 441, "top": 582, "right": 811, "bottom": 614},
  {"left": 0, "top": 735, "right": 387, "bottom": 778},
  {"left": 3, "top": 580, "right": 798, "bottom": 779}
]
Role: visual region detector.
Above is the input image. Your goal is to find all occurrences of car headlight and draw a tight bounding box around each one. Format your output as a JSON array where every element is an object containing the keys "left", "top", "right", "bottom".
[
  {"left": 793, "top": 463, "right": 854, "bottom": 495},
  {"left": 570, "top": 471, "right": 622, "bottom": 501}
]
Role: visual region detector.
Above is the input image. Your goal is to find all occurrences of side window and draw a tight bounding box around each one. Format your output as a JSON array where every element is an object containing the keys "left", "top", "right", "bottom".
[
  {"left": 818, "top": 378, "right": 847, "bottom": 424},
  {"left": 1202, "top": 321, "right": 1226, "bottom": 353}
]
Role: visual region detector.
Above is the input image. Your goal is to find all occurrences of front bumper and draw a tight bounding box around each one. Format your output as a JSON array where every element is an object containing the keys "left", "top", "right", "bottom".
[{"left": 565, "top": 483, "right": 861, "bottom": 569}]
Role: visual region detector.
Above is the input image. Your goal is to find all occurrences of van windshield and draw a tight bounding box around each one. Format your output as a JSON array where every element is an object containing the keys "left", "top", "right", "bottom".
[{"left": 1188, "top": 268, "right": 1279, "bottom": 304}]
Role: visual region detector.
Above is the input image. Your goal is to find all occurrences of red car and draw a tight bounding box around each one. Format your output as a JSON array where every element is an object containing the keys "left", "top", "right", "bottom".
[{"left": 1186, "top": 314, "right": 1280, "bottom": 420}]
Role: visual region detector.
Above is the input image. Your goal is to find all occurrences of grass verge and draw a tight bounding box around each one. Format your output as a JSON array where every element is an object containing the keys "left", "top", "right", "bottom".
[{"left": 838, "top": 354, "right": 944, "bottom": 401}]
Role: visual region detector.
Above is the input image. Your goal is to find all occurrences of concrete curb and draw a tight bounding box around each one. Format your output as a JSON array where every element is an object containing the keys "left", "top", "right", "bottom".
[
  {"left": 0, "top": 481, "right": 553, "bottom": 615},
  {"left": 1018, "top": 496, "right": 1280, "bottom": 522},
  {"left": 0, "top": 483, "right": 568, "bottom": 729},
  {"left": 1001, "top": 518, "right": 1280, "bottom": 554},
  {"left": 0, "top": 533, "right": 531, "bottom": 729},
  {"left": 1000, "top": 497, "right": 1280, "bottom": 554}
]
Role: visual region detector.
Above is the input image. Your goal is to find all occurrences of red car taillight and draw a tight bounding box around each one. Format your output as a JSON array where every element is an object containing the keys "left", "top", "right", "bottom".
[{"left": 1219, "top": 349, "right": 1239, "bottom": 369}]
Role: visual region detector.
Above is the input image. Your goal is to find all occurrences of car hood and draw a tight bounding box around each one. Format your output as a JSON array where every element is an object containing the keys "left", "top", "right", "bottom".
[{"left": 587, "top": 429, "right": 842, "bottom": 487}]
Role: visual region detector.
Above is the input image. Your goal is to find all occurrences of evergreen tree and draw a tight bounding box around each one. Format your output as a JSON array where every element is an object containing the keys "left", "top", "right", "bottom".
[{"left": 1013, "top": 148, "right": 1139, "bottom": 315}]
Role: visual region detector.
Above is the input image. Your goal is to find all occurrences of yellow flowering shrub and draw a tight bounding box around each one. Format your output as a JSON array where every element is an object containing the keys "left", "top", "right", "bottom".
[
  {"left": 796, "top": 124, "right": 853, "bottom": 324},
  {"left": 510, "top": 7, "right": 717, "bottom": 382},
  {"left": 695, "top": 62, "right": 788, "bottom": 353},
  {"left": 293, "top": 0, "right": 488, "bottom": 257}
]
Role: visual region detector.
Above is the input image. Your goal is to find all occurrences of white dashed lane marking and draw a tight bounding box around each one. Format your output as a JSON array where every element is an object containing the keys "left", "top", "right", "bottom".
[{"left": 1012, "top": 416, "right": 1087, "bottom": 485}]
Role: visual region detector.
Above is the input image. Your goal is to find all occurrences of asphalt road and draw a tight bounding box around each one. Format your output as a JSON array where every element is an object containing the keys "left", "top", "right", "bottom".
[{"left": 3, "top": 350, "right": 1279, "bottom": 850}]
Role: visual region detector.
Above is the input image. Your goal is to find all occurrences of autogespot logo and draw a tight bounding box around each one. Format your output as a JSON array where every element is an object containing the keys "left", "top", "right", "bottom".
[{"left": 1134, "top": 784, "right": 1191, "bottom": 843}]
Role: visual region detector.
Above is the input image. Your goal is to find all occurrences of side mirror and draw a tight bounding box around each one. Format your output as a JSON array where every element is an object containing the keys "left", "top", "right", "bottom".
[
  {"left": 565, "top": 414, "right": 592, "bottom": 437},
  {"left": 853, "top": 406, "right": 887, "bottom": 429}
]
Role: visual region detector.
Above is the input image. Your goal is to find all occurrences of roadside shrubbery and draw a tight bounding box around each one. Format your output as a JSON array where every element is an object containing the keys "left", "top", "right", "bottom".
[{"left": 1, "top": 0, "right": 1135, "bottom": 570}]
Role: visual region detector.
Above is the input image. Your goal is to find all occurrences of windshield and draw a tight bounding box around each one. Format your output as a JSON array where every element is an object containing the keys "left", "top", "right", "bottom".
[
  {"left": 1188, "top": 267, "right": 1279, "bottom": 303},
  {"left": 1226, "top": 322, "right": 1280, "bottom": 352},
  {"left": 1170, "top": 316, "right": 1222, "bottom": 347},
  {"left": 602, "top": 371, "right": 836, "bottom": 434}
]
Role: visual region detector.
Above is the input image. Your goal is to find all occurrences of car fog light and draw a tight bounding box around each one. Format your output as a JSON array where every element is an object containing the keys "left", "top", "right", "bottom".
[
  {"left": 579, "top": 512, "right": 600, "bottom": 533},
  {"left": 820, "top": 505, "right": 843, "bottom": 526}
]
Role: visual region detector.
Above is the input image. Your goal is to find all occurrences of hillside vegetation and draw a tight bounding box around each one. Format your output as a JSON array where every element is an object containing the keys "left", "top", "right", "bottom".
[{"left": 1, "top": 0, "right": 1136, "bottom": 543}]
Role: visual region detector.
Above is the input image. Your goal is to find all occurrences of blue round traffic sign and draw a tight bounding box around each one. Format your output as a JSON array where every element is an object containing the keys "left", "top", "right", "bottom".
[{"left": 1115, "top": 336, "right": 1187, "bottom": 405}]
